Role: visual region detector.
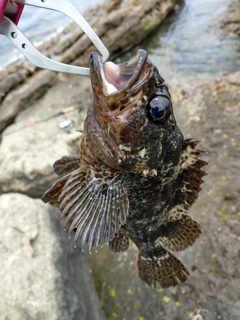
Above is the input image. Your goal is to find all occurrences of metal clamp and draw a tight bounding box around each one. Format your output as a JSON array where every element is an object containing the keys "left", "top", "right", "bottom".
[
  {"left": 0, "top": 0, "right": 24, "bottom": 25},
  {"left": 0, "top": 0, "right": 109, "bottom": 75}
]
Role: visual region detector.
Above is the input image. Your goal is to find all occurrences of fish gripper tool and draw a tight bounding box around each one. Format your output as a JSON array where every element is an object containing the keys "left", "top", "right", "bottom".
[{"left": 0, "top": 0, "right": 109, "bottom": 75}]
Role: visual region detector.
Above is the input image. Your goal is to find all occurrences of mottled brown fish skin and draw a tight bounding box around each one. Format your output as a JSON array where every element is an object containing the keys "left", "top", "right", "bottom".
[{"left": 42, "top": 50, "right": 207, "bottom": 289}]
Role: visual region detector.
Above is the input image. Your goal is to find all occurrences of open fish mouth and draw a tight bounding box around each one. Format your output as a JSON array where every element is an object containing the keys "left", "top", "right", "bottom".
[{"left": 89, "top": 49, "right": 148, "bottom": 97}]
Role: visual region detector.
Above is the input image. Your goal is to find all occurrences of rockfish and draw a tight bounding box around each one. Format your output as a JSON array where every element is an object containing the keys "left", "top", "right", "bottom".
[{"left": 42, "top": 50, "right": 207, "bottom": 288}]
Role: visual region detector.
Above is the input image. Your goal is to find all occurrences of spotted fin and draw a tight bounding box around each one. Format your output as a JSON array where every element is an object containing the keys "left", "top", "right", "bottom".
[
  {"left": 136, "top": 248, "right": 189, "bottom": 288},
  {"left": 155, "top": 214, "right": 201, "bottom": 252},
  {"left": 173, "top": 139, "right": 208, "bottom": 210},
  {"left": 54, "top": 154, "right": 80, "bottom": 176},
  {"left": 42, "top": 166, "right": 129, "bottom": 252},
  {"left": 109, "top": 229, "right": 129, "bottom": 252},
  {"left": 42, "top": 155, "right": 80, "bottom": 202},
  {"left": 42, "top": 172, "right": 72, "bottom": 202}
]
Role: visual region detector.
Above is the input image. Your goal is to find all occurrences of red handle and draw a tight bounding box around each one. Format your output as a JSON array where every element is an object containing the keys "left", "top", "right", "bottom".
[{"left": 0, "top": 0, "right": 24, "bottom": 25}]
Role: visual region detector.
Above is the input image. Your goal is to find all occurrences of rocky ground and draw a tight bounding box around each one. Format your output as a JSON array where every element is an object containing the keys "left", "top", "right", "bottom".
[
  {"left": 0, "top": 193, "right": 105, "bottom": 320},
  {"left": 221, "top": 0, "right": 240, "bottom": 39},
  {"left": 0, "top": 0, "right": 240, "bottom": 319}
]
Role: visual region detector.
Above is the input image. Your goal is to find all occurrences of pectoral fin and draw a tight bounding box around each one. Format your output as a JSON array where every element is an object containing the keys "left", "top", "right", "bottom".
[
  {"left": 42, "top": 154, "right": 80, "bottom": 202},
  {"left": 42, "top": 165, "right": 129, "bottom": 253},
  {"left": 42, "top": 172, "right": 72, "bottom": 202}
]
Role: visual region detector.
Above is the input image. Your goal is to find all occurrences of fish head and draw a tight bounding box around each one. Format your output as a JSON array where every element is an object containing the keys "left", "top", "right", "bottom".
[{"left": 88, "top": 49, "right": 184, "bottom": 176}]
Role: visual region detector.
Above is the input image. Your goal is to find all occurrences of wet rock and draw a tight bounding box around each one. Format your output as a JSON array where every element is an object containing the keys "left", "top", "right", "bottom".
[
  {"left": 0, "top": 193, "right": 105, "bottom": 320},
  {"left": 72, "top": 0, "right": 177, "bottom": 66},
  {"left": 0, "top": 70, "right": 56, "bottom": 131},
  {"left": 221, "top": 0, "right": 240, "bottom": 37},
  {"left": 225, "top": 71, "right": 240, "bottom": 86},
  {"left": 0, "top": 72, "right": 25, "bottom": 100},
  {"left": 0, "top": 76, "right": 90, "bottom": 197}
]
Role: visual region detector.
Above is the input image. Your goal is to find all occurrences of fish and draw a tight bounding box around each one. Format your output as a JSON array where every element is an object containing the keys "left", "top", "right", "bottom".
[{"left": 42, "top": 49, "right": 207, "bottom": 288}]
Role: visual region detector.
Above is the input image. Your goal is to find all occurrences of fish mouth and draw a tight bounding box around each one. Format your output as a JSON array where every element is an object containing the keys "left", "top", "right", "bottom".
[{"left": 89, "top": 49, "right": 149, "bottom": 102}]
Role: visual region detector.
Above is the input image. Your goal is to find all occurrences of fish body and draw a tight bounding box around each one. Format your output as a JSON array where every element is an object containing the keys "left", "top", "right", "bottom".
[{"left": 42, "top": 50, "right": 207, "bottom": 288}]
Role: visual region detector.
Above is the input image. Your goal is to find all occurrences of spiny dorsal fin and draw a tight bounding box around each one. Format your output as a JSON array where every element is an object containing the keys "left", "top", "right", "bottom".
[
  {"left": 173, "top": 139, "right": 208, "bottom": 210},
  {"left": 42, "top": 164, "right": 129, "bottom": 253}
]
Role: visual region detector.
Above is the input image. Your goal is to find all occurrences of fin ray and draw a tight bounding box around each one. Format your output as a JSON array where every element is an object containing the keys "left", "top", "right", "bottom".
[
  {"left": 136, "top": 249, "right": 189, "bottom": 288},
  {"left": 61, "top": 180, "right": 91, "bottom": 225},
  {"left": 43, "top": 167, "right": 129, "bottom": 252},
  {"left": 155, "top": 214, "right": 201, "bottom": 251},
  {"left": 78, "top": 185, "right": 103, "bottom": 251},
  {"left": 41, "top": 172, "right": 72, "bottom": 203},
  {"left": 88, "top": 193, "right": 105, "bottom": 251}
]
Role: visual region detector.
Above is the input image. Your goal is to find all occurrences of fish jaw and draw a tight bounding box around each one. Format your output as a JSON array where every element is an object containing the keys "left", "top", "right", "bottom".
[
  {"left": 87, "top": 49, "right": 151, "bottom": 170},
  {"left": 89, "top": 49, "right": 149, "bottom": 101}
]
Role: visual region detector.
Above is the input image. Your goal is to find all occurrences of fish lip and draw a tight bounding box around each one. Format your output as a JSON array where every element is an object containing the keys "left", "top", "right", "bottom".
[{"left": 89, "top": 49, "right": 148, "bottom": 98}]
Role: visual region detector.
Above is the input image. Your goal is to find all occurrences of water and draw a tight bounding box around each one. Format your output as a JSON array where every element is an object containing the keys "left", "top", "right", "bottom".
[
  {"left": 0, "top": 0, "right": 103, "bottom": 69},
  {"left": 1, "top": 0, "right": 239, "bottom": 77},
  {"left": 116, "top": 0, "right": 240, "bottom": 80}
]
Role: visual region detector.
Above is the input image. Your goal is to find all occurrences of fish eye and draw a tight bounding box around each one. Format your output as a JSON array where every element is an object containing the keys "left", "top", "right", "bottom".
[{"left": 146, "top": 96, "right": 171, "bottom": 123}]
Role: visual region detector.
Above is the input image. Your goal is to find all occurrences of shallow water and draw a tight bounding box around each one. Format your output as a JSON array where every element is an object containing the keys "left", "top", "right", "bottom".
[{"left": 116, "top": 0, "right": 240, "bottom": 80}]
